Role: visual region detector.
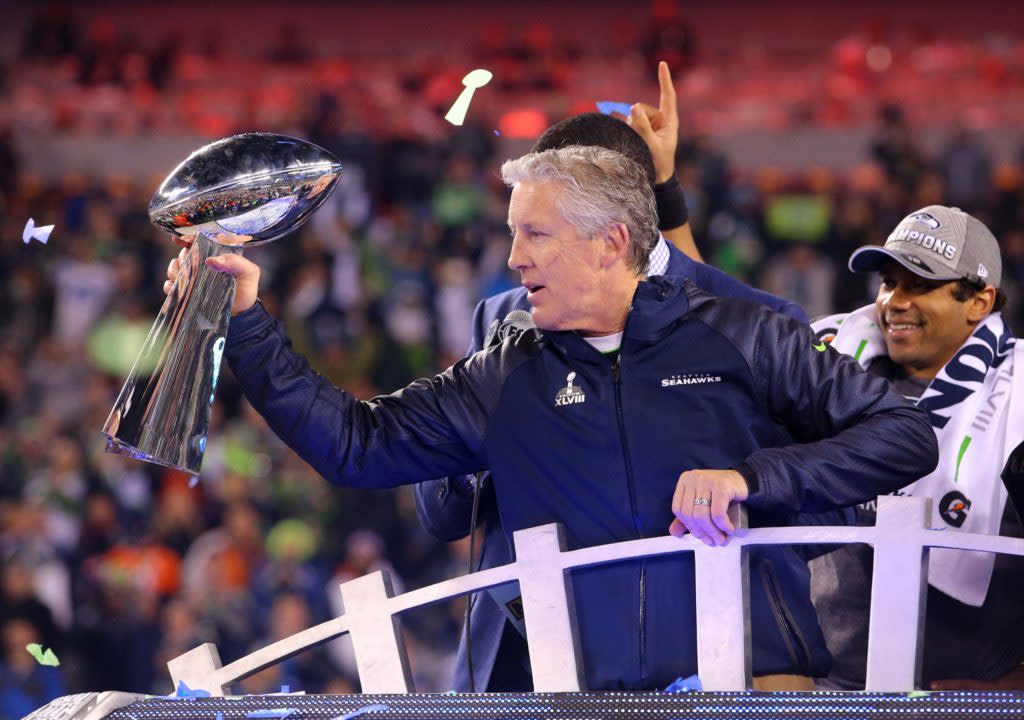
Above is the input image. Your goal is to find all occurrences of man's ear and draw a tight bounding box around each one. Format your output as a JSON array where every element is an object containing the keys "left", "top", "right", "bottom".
[
  {"left": 967, "top": 285, "right": 996, "bottom": 323},
  {"left": 601, "top": 222, "right": 630, "bottom": 268}
]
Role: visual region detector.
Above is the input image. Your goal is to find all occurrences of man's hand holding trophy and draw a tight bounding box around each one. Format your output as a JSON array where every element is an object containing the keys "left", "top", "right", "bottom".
[{"left": 164, "top": 237, "right": 261, "bottom": 318}]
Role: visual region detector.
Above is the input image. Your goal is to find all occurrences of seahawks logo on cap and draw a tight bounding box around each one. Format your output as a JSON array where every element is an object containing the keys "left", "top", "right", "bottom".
[{"left": 908, "top": 211, "right": 942, "bottom": 230}]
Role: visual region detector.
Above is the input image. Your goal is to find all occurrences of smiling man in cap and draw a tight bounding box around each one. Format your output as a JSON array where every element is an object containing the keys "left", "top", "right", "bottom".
[
  {"left": 848, "top": 205, "right": 1006, "bottom": 384},
  {"left": 811, "top": 205, "right": 1024, "bottom": 689}
]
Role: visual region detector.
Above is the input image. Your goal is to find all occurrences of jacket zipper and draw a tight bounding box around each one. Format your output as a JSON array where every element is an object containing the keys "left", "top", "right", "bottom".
[
  {"left": 612, "top": 354, "right": 647, "bottom": 681},
  {"left": 759, "top": 559, "right": 811, "bottom": 674}
]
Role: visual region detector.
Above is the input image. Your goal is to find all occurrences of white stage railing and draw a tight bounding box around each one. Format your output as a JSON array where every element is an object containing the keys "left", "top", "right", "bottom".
[{"left": 167, "top": 495, "right": 1024, "bottom": 694}]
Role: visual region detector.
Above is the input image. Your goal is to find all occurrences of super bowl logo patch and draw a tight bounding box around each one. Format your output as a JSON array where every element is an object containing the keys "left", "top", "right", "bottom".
[{"left": 555, "top": 372, "right": 586, "bottom": 406}]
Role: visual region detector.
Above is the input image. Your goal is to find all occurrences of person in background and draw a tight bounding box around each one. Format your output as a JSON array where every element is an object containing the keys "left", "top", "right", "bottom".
[
  {"left": 811, "top": 205, "right": 1024, "bottom": 689},
  {"left": 0, "top": 616, "right": 65, "bottom": 719}
]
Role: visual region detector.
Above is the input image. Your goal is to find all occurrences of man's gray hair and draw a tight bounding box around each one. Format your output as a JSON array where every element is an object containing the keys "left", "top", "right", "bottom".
[{"left": 501, "top": 146, "right": 659, "bottom": 274}]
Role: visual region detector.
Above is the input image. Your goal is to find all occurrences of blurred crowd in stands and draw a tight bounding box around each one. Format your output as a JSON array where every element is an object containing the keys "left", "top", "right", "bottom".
[
  {"left": 7, "top": 1, "right": 1024, "bottom": 138},
  {"left": 2, "top": 2, "right": 1024, "bottom": 716}
]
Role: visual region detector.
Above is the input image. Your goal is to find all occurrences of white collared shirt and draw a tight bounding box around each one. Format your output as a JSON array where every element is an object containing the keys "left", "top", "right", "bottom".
[{"left": 646, "top": 234, "right": 670, "bottom": 277}]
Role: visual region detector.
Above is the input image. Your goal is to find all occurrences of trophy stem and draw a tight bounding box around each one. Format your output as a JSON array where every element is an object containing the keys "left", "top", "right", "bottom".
[{"left": 103, "top": 233, "right": 243, "bottom": 475}]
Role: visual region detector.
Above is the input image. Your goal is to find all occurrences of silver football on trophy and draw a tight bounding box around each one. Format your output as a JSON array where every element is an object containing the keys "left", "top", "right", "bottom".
[
  {"left": 103, "top": 133, "right": 343, "bottom": 475},
  {"left": 149, "top": 132, "right": 342, "bottom": 244}
]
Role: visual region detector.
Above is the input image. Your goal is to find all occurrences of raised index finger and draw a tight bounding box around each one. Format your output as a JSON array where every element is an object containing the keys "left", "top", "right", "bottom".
[{"left": 658, "top": 61, "right": 678, "bottom": 126}]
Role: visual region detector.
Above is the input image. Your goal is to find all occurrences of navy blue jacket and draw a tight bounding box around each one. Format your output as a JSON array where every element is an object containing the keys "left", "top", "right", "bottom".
[
  {"left": 469, "top": 249, "right": 807, "bottom": 350},
  {"left": 225, "top": 275, "right": 936, "bottom": 691},
  {"left": 417, "top": 243, "right": 808, "bottom": 690}
]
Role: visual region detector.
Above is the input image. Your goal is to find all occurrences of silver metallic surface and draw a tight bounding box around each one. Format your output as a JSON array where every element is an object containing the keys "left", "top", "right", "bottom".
[
  {"left": 104, "top": 133, "right": 342, "bottom": 475},
  {"left": 103, "top": 232, "right": 241, "bottom": 474},
  {"left": 149, "top": 133, "right": 342, "bottom": 246}
]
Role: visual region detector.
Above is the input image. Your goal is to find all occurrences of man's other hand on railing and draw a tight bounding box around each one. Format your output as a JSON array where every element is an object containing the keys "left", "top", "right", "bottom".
[{"left": 669, "top": 469, "right": 749, "bottom": 545}]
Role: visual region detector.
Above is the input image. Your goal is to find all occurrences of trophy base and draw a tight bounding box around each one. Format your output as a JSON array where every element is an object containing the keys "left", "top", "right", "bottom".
[{"left": 103, "top": 435, "right": 198, "bottom": 477}]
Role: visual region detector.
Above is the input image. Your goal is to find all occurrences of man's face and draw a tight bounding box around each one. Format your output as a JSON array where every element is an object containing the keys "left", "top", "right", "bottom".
[
  {"left": 874, "top": 262, "right": 977, "bottom": 379},
  {"left": 507, "top": 180, "right": 609, "bottom": 334}
]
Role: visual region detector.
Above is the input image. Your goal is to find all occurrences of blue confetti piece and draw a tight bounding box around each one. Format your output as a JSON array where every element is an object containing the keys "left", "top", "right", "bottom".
[
  {"left": 162, "top": 680, "right": 211, "bottom": 700},
  {"left": 247, "top": 709, "right": 297, "bottom": 720},
  {"left": 664, "top": 673, "right": 702, "bottom": 692},
  {"left": 596, "top": 101, "right": 633, "bottom": 117},
  {"left": 180, "top": 680, "right": 211, "bottom": 698},
  {"left": 280, "top": 686, "right": 289, "bottom": 695},
  {"left": 333, "top": 705, "right": 389, "bottom": 720},
  {"left": 216, "top": 714, "right": 223, "bottom": 720},
  {"left": 493, "top": 129, "right": 500, "bottom": 136}
]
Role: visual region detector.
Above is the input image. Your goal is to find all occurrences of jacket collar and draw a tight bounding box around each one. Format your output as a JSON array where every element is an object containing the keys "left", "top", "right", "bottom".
[
  {"left": 545, "top": 276, "right": 694, "bottom": 358},
  {"left": 664, "top": 240, "right": 696, "bottom": 276},
  {"left": 624, "top": 276, "right": 693, "bottom": 343}
]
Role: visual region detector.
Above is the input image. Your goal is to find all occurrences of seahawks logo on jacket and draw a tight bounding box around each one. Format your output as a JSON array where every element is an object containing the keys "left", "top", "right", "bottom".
[
  {"left": 661, "top": 373, "right": 722, "bottom": 387},
  {"left": 555, "top": 372, "right": 586, "bottom": 406}
]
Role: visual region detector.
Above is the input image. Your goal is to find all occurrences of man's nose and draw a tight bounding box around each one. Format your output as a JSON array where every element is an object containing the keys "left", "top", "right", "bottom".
[
  {"left": 882, "top": 284, "right": 912, "bottom": 308},
  {"left": 507, "top": 235, "right": 528, "bottom": 271}
]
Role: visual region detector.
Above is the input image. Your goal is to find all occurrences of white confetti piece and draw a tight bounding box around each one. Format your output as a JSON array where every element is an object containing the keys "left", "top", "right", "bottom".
[
  {"left": 22, "top": 218, "right": 54, "bottom": 245},
  {"left": 445, "top": 69, "right": 493, "bottom": 126}
]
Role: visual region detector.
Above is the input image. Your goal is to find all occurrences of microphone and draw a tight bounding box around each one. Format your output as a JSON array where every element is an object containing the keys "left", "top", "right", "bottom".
[
  {"left": 483, "top": 309, "right": 535, "bottom": 348},
  {"left": 498, "top": 309, "right": 535, "bottom": 340}
]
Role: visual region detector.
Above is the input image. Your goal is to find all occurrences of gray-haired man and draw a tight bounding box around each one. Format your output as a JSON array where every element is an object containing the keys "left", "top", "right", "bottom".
[{"left": 173, "top": 146, "right": 937, "bottom": 690}]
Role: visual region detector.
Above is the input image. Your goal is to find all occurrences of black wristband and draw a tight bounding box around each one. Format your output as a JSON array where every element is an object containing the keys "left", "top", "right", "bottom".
[{"left": 653, "top": 174, "right": 689, "bottom": 231}]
